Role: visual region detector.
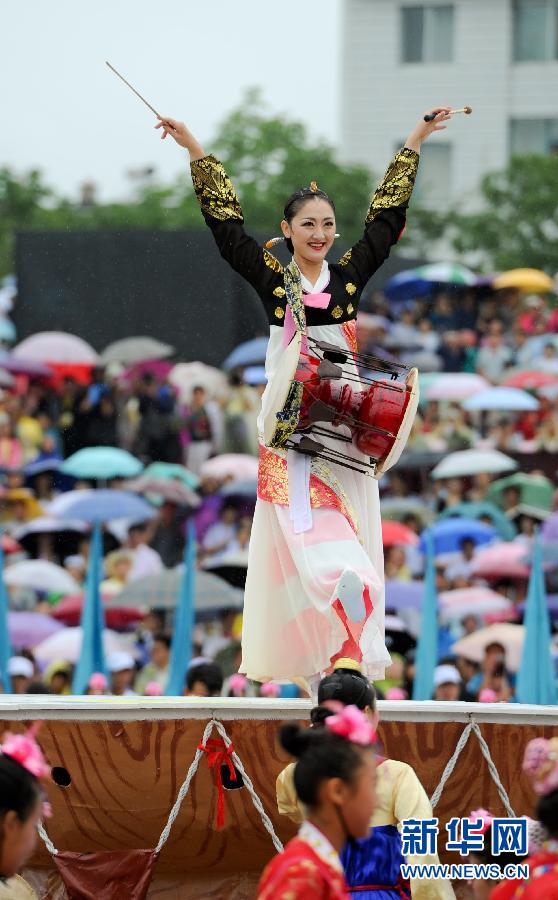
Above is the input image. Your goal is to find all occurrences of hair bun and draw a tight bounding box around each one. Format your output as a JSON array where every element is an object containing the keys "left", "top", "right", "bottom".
[
  {"left": 310, "top": 705, "right": 335, "bottom": 727},
  {"left": 280, "top": 723, "right": 314, "bottom": 758}
]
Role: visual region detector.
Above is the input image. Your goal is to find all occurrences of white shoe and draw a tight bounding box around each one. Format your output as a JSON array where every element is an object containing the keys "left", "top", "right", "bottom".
[{"left": 337, "top": 570, "right": 366, "bottom": 623}]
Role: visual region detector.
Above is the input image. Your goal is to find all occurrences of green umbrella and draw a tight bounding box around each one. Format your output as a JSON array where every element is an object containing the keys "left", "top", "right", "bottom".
[
  {"left": 439, "top": 501, "right": 516, "bottom": 541},
  {"left": 60, "top": 446, "right": 143, "bottom": 480},
  {"left": 143, "top": 462, "right": 199, "bottom": 490},
  {"left": 415, "top": 262, "right": 478, "bottom": 286},
  {"left": 487, "top": 473, "right": 554, "bottom": 515}
]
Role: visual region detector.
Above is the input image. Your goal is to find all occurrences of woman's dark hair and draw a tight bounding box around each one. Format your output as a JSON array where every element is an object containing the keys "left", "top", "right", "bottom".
[
  {"left": 280, "top": 720, "right": 367, "bottom": 808},
  {"left": 0, "top": 754, "right": 41, "bottom": 822},
  {"left": 537, "top": 788, "right": 558, "bottom": 838},
  {"left": 186, "top": 662, "right": 223, "bottom": 696},
  {"left": 282, "top": 187, "right": 336, "bottom": 254},
  {"left": 317, "top": 668, "right": 376, "bottom": 712}
]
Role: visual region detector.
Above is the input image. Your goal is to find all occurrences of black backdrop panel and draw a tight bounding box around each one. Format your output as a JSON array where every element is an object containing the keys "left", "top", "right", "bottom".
[{"left": 14, "top": 230, "right": 268, "bottom": 366}]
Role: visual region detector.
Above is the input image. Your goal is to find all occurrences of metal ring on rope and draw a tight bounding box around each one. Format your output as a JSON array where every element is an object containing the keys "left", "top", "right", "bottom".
[{"left": 429, "top": 716, "right": 515, "bottom": 817}]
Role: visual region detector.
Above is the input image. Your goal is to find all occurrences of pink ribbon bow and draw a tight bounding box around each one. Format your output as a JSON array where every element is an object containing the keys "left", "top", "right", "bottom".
[{"left": 282, "top": 292, "right": 331, "bottom": 348}]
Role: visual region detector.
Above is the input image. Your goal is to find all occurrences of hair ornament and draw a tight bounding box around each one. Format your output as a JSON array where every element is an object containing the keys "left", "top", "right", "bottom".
[
  {"left": 323, "top": 702, "right": 376, "bottom": 746},
  {"left": 468, "top": 808, "right": 494, "bottom": 835},
  {"left": 228, "top": 673, "right": 248, "bottom": 697},
  {"left": 523, "top": 737, "right": 558, "bottom": 796},
  {"left": 0, "top": 724, "right": 50, "bottom": 780},
  {"left": 310, "top": 181, "right": 318, "bottom": 193},
  {"left": 260, "top": 681, "right": 281, "bottom": 698},
  {"left": 88, "top": 672, "right": 108, "bottom": 692}
]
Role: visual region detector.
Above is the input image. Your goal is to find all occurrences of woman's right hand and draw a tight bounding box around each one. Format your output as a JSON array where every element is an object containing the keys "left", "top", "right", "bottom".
[{"left": 155, "top": 117, "right": 205, "bottom": 159}]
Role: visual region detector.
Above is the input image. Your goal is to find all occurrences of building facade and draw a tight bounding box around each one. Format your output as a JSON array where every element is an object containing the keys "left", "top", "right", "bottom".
[{"left": 341, "top": 0, "right": 558, "bottom": 207}]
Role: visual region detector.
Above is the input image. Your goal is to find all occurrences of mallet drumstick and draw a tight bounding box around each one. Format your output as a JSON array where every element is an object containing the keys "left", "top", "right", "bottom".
[{"left": 424, "top": 106, "right": 473, "bottom": 122}]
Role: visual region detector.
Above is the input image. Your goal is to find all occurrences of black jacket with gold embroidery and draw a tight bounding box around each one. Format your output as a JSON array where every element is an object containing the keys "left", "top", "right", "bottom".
[{"left": 190, "top": 148, "right": 419, "bottom": 327}]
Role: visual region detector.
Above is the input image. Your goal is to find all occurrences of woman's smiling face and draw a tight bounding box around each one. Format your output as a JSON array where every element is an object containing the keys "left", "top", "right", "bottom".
[{"left": 281, "top": 197, "right": 336, "bottom": 264}]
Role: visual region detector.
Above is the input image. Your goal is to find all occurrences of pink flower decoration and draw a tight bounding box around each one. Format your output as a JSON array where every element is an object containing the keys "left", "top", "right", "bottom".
[
  {"left": 260, "top": 682, "right": 281, "bottom": 698},
  {"left": 1, "top": 732, "right": 50, "bottom": 779},
  {"left": 468, "top": 808, "right": 494, "bottom": 835},
  {"left": 88, "top": 673, "right": 108, "bottom": 691},
  {"left": 324, "top": 703, "right": 375, "bottom": 746},
  {"left": 385, "top": 687, "right": 407, "bottom": 700},
  {"left": 523, "top": 738, "right": 558, "bottom": 795},
  {"left": 229, "top": 674, "right": 248, "bottom": 697},
  {"left": 145, "top": 681, "right": 163, "bottom": 696}
]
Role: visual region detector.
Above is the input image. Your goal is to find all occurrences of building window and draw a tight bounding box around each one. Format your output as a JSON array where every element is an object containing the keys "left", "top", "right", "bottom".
[
  {"left": 397, "top": 141, "right": 452, "bottom": 204},
  {"left": 513, "top": 0, "right": 558, "bottom": 61},
  {"left": 401, "top": 5, "right": 454, "bottom": 62},
  {"left": 510, "top": 118, "right": 558, "bottom": 154}
]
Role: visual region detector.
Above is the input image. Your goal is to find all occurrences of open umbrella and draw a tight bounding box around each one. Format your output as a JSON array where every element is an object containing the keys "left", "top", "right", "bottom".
[
  {"left": 143, "top": 462, "right": 199, "bottom": 490},
  {"left": 60, "top": 446, "right": 143, "bottom": 480},
  {"left": 439, "top": 501, "right": 516, "bottom": 541},
  {"left": 431, "top": 449, "right": 518, "bottom": 480},
  {"left": 383, "top": 263, "right": 477, "bottom": 302},
  {"left": 492, "top": 269, "right": 554, "bottom": 293},
  {"left": 542, "top": 513, "right": 558, "bottom": 542},
  {"left": 419, "top": 519, "right": 497, "bottom": 556},
  {"left": 0, "top": 353, "right": 52, "bottom": 378},
  {"left": 487, "top": 473, "right": 555, "bottom": 515},
  {"left": 202, "top": 550, "right": 249, "bottom": 589},
  {"left": 222, "top": 337, "right": 269, "bottom": 370},
  {"left": 100, "top": 337, "right": 174, "bottom": 366},
  {"left": 106, "top": 567, "right": 243, "bottom": 613},
  {"left": 13, "top": 516, "right": 88, "bottom": 541},
  {"left": 384, "top": 579, "right": 425, "bottom": 611},
  {"left": 439, "top": 587, "right": 513, "bottom": 623},
  {"left": 201, "top": 454, "right": 258, "bottom": 481},
  {"left": 33, "top": 626, "right": 132, "bottom": 666},
  {"left": 425, "top": 373, "right": 490, "bottom": 401},
  {"left": 220, "top": 478, "right": 258, "bottom": 498},
  {"left": 51, "top": 594, "right": 144, "bottom": 630},
  {"left": 12, "top": 332, "right": 99, "bottom": 364},
  {"left": 452, "top": 623, "right": 525, "bottom": 671},
  {"left": 243, "top": 366, "right": 267, "bottom": 386},
  {"left": 8, "top": 611, "right": 64, "bottom": 648},
  {"left": 4, "top": 559, "right": 81, "bottom": 595},
  {"left": 470, "top": 543, "right": 530, "bottom": 580},
  {"left": 382, "top": 521, "right": 419, "bottom": 547},
  {"left": 502, "top": 371, "right": 558, "bottom": 391},
  {"left": 50, "top": 490, "right": 154, "bottom": 524},
  {"left": 463, "top": 387, "right": 539, "bottom": 412},
  {"left": 169, "top": 362, "right": 228, "bottom": 402},
  {"left": 380, "top": 497, "right": 434, "bottom": 526},
  {"left": 123, "top": 476, "right": 200, "bottom": 508}
]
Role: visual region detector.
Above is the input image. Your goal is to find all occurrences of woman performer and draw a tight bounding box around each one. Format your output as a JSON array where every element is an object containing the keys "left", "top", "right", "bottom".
[
  {"left": 276, "top": 659, "right": 455, "bottom": 899},
  {"left": 157, "top": 108, "right": 451, "bottom": 690},
  {"left": 258, "top": 706, "right": 377, "bottom": 899}
]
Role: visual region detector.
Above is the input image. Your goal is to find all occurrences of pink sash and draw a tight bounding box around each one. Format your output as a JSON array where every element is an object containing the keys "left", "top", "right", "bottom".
[{"left": 282, "top": 292, "right": 331, "bottom": 347}]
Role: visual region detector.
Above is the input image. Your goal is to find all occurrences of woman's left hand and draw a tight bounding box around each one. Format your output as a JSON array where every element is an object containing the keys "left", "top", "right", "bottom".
[{"left": 404, "top": 108, "right": 452, "bottom": 152}]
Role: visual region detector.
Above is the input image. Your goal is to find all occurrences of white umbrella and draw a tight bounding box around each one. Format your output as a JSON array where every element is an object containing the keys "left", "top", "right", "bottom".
[
  {"left": 463, "top": 387, "right": 540, "bottom": 412},
  {"left": 452, "top": 623, "right": 525, "bottom": 672},
  {"left": 100, "top": 337, "right": 175, "bottom": 366},
  {"left": 12, "top": 332, "right": 99, "bottom": 365},
  {"left": 33, "top": 627, "right": 133, "bottom": 666},
  {"left": 426, "top": 373, "right": 490, "bottom": 401},
  {"left": 169, "top": 362, "right": 228, "bottom": 402},
  {"left": 431, "top": 449, "right": 518, "bottom": 480},
  {"left": 4, "top": 560, "right": 81, "bottom": 595}
]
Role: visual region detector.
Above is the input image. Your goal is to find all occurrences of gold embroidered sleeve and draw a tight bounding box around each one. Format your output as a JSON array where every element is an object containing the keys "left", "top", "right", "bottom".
[
  {"left": 190, "top": 155, "right": 244, "bottom": 222},
  {"left": 365, "top": 147, "right": 419, "bottom": 224}
]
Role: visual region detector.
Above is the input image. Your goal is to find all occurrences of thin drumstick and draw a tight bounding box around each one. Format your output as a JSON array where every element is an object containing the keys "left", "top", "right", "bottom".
[{"left": 105, "top": 61, "right": 172, "bottom": 126}]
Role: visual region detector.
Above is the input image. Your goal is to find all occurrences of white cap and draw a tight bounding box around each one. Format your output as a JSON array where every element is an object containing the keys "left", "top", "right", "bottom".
[
  {"left": 107, "top": 651, "right": 135, "bottom": 673},
  {"left": 433, "top": 664, "right": 462, "bottom": 688},
  {"left": 64, "top": 554, "right": 85, "bottom": 569},
  {"left": 8, "top": 656, "right": 34, "bottom": 679}
]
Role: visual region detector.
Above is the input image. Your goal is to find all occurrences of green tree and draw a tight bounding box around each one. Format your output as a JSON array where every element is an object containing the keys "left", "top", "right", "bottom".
[{"left": 449, "top": 154, "right": 558, "bottom": 272}]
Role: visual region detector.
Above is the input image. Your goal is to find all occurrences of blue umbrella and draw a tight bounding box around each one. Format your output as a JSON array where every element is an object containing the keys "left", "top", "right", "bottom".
[
  {"left": 72, "top": 523, "right": 107, "bottom": 694},
  {"left": 222, "top": 337, "right": 269, "bottom": 371},
  {"left": 385, "top": 579, "right": 425, "bottom": 611},
  {"left": 439, "top": 502, "right": 516, "bottom": 541},
  {"left": 412, "top": 534, "right": 438, "bottom": 701},
  {"left": 60, "top": 446, "right": 143, "bottom": 480},
  {"left": 52, "top": 489, "right": 154, "bottom": 524},
  {"left": 383, "top": 270, "right": 433, "bottom": 302},
  {"left": 243, "top": 366, "right": 267, "bottom": 386},
  {"left": 166, "top": 522, "right": 196, "bottom": 695},
  {"left": 0, "top": 546, "right": 12, "bottom": 692},
  {"left": 419, "top": 518, "right": 497, "bottom": 556},
  {"left": 516, "top": 535, "right": 557, "bottom": 705},
  {"left": 463, "top": 388, "right": 539, "bottom": 412}
]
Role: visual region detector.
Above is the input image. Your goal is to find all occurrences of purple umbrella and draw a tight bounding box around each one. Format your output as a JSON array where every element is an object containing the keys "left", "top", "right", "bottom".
[
  {"left": 542, "top": 513, "right": 558, "bottom": 542},
  {"left": 385, "top": 579, "right": 425, "bottom": 611},
  {"left": 0, "top": 354, "right": 53, "bottom": 377},
  {"left": 8, "top": 611, "right": 64, "bottom": 649}
]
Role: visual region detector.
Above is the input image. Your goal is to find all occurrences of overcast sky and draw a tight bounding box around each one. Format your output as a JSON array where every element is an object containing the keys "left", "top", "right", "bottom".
[{"left": 2, "top": 0, "right": 341, "bottom": 201}]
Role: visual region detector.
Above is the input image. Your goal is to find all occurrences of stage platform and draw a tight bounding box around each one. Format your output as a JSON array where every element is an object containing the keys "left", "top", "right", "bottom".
[{"left": 0, "top": 697, "right": 556, "bottom": 898}]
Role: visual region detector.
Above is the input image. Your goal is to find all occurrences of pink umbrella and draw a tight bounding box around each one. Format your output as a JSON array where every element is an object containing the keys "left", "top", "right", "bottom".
[
  {"left": 8, "top": 612, "right": 64, "bottom": 649},
  {"left": 12, "top": 332, "right": 99, "bottom": 365},
  {"left": 439, "top": 587, "right": 513, "bottom": 622},
  {"left": 425, "top": 373, "right": 490, "bottom": 401},
  {"left": 120, "top": 360, "right": 173, "bottom": 385},
  {"left": 470, "top": 543, "right": 530, "bottom": 579},
  {"left": 201, "top": 454, "right": 258, "bottom": 481},
  {"left": 502, "top": 371, "right": 558, "bottom": 391}
]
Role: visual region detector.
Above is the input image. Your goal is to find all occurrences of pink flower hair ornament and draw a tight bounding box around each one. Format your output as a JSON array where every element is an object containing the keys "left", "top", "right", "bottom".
[
  {"left": 323, "top": 702, "right": 376, "bottom": 746},
  {"left": 0, "top": 725, "right": 50, "bottom": 780},
  {"left": 228, "top": 673, "right": 248, "bottom": 697},
  {"left": 88, "top": 672, "right": 108, "bottom": 692},
  {"left": 260, "top": 682, "right": 281, "bottom": 698},
  {"left": 468, "top": 808, "right": 494, "bottom": 835},
  {"left": 523, "top": 737, "right": 558, "bottom": 796},
  {"left": 145, "top": 681, "right": 163, "bottom": 696}
]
